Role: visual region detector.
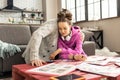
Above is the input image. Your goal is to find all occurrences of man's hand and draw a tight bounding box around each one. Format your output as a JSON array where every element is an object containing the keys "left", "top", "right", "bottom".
[{"left": 31, "top": 59, "right": 46, "bottom": 66}]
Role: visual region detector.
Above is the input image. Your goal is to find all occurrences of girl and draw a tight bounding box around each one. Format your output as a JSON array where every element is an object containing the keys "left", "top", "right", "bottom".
[{"left": 50, "top": 9, "right": 87, "bottom": 61}]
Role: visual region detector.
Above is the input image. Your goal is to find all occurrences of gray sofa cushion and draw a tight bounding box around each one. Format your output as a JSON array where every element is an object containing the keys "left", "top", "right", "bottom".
[
  {"left": 30, "top": 26, "right": 94, "bottom": 41},
  {"left": 0, "top": 25, "right": 31, "bottom": 45},
  {"left": 82, "top": 30, "right": 94, "bottom": 41},
  {"left": 83, "top": 41, "right": 96, "bottom": 55}
]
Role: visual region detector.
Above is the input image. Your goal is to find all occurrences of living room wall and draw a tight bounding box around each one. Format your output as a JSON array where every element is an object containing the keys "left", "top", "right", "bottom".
[
  {"left": 75, "top": 17, "right": 120, "bottom": 52},
  {"left": 43, "top": 0, "right": 60, "bottom": 20}
]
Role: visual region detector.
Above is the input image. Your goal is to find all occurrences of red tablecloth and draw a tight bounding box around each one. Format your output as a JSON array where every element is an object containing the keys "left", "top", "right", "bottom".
[{"left": 12, "top": 64, "right": 110, "bottom": 80}]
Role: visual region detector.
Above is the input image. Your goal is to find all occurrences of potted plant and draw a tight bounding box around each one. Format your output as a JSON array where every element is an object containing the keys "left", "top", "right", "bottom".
[{"left": 31, "top": 13, "right": 35, "bottom": 18}]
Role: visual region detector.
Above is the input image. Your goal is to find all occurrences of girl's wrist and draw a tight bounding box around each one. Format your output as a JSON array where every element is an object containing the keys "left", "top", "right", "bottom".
[
  {"left": 73, "top": 55, "right": 75, "bottom": 60},
  {"left": 54, "top": 48, "right": 61, "bottom": 55}
]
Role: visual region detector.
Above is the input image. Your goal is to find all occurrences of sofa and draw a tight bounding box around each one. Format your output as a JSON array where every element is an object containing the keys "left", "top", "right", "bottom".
[{"left": 0, "top": 24, "right": 95, "bottom": 74}]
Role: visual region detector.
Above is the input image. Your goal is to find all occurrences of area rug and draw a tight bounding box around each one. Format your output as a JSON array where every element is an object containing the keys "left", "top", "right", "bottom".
[{"left": 95, "top": 47, "right": 119, "bottom": 57}]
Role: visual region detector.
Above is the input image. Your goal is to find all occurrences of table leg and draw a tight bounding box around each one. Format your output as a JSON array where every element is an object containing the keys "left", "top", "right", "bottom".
[{"left": 12, "top": 71, "right": 25, "bottom": 80}]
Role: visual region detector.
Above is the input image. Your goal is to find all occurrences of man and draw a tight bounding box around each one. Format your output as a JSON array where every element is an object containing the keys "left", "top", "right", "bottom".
[{"left": 22, "top": 19, "right": 58, "bottom": 66}]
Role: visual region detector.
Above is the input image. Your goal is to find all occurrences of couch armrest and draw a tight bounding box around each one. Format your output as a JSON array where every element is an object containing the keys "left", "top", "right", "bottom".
[
  {"left": 83, "top": 41, "right": 96, "bottom": 56},
  {"left": 81, "top": 30, "right": 94, "bottom": 41}
]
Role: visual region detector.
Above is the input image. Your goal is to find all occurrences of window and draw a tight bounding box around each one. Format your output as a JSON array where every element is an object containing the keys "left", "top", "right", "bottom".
[
  {"left": 61, "top": 0, "right": 85, "bottom": 22},
  {"left": 88, "top": 0, "right": 100, "bottom": 20},
  {"left": 76, "top": 0, "right": 85, "bottom": 21},
  {"left": 61, "top": 0, "right": 117, "bottom": 22},
  {"left": 102, "top": 0, "right": 117, "bottom": 19},
  {"left": 66, "top": 0, "right": 76, "bottom": 22}
]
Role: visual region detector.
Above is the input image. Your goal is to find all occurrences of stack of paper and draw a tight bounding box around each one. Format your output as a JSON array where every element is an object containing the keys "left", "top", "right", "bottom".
[{"left": 76, "top": 62, "right": 120, "bottom": 77}]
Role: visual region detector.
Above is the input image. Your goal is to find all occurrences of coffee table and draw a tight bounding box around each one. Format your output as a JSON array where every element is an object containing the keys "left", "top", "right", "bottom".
[{"left": 12, "top": 63, "right": 109, "bottom": 80}]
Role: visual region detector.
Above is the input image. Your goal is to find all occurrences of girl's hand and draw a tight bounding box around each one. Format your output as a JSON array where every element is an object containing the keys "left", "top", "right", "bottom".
[
  {"left": 68, "top": 53, "right": 73, "bottom": 60},
  {"left": 74, "top": 54, "right": 87, "bottom": 61},
  {"left": 50, "top": 48, "right": 62, "bottom": 60},
  {"left": 50, "top": 52, "right": 58, "bottom": 60}
]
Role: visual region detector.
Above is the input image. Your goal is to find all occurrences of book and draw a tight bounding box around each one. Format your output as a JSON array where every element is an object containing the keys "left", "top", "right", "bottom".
[
  {"left": 26, "top": 62, "right": 76, "bottom": 76},
  {"left": 85, "top": 56, "right": 107, "bottom": 62},
  {"left": 76, "top": 62, "right": 120, "bottom": 77},
  {"left": 110, "top": 57, "right": 120, "bottom": 63},
  {"left": 86, "top": 56, "right": 113, "bottom": 65},
  {"left": 86, "top": 56, "right": 120, "bottom": 66}
]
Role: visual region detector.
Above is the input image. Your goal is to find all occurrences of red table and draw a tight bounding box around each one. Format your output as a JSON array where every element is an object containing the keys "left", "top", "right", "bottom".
[{"left": 12, "top": 64, "right": 110, "bottom": 80}]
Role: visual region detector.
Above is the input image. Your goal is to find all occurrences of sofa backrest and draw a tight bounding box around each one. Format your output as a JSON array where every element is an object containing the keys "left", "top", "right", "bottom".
[
  {"left": 30, "top": 25, "right": 94, "bottom": 42},
  {"left": 81, "top": 30, "right": 94, "bottom": 41},
  {"left": 30, "top": 25, "right": 40, "bottom": 34},
  {"left": 0, "top": 25, "right": 31, "bottom": 45}
]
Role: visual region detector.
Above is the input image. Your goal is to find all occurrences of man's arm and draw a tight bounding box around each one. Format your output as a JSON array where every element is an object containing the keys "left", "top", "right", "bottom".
[
  {"left": 30, "top": 19, "right": 57, "bottom": 60},
  {"left": 27, "top": 19, "right": 57, "bottom": 66}
]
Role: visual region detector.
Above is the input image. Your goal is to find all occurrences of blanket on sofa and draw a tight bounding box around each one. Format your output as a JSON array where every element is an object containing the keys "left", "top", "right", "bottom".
[{"left": 0, "top": 40, "right": 21, "bottom": 59}]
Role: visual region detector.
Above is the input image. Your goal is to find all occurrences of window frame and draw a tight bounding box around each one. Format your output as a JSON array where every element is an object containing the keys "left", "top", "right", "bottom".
[{"left": 61, "top": 0, "right": 119, "bottom": 23}]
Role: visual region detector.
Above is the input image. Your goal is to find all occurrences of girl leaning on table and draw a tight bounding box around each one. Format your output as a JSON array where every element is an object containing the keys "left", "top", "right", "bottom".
[{"left": 50, "top": 9, "right": 87, "bottom": 61}]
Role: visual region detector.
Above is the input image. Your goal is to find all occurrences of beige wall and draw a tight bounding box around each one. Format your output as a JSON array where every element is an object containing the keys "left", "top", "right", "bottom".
[
  {"left": 75, "top": 18, "right": 120, "bottom": 52},
  {"left": 45, "top": 0, "right": 58, "bottom": 20},
  {"left": 43, "top": 0, "right": 62, "bottom": 20}
]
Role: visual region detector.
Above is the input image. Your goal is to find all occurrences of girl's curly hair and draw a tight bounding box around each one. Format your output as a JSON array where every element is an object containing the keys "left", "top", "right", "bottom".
[{"left": 57, "top": 9, "right": 72, "bottom": 25}]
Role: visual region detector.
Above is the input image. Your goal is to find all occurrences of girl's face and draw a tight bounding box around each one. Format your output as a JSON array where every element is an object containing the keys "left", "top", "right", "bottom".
[{"left": 58, "top": 22, "right": 71, "bottom": 37}]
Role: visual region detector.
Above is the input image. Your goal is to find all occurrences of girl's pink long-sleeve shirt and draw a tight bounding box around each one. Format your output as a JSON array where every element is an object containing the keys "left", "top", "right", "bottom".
[{"left": 58, "top": 26, "right": 87, "bottom": 59}]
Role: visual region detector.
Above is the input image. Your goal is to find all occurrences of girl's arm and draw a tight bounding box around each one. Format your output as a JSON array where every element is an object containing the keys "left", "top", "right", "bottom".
[
  {"left": 58, "top": 34, "right": 85, "bottom": 59},
  {"left": 50, "top": 48, "right": 62, "bottom": 60}
]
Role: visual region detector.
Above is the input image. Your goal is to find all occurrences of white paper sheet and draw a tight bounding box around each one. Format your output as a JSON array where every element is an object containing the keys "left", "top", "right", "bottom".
[
  {"left": 76, "top": 62, "right": 120, "bottom": 77},
  {"left": 26, "top": 62, "right": 76, "bottom": 76}
]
